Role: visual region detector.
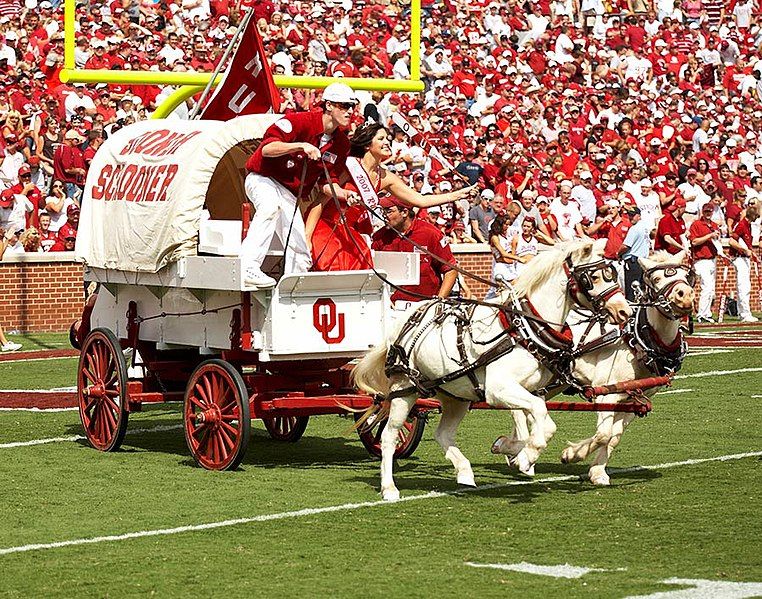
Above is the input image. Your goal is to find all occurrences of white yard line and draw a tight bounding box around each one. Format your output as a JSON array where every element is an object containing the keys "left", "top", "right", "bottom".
[
  {"left": 464, "top": 561, "right": 625, "bottom": 578},
  {"left": 674, "top": 367, "right": 762, "bottom": 380},
  {"left": 0, "top": 424, "right": 182, "bottom": 449},
  {"left": 0, "top": 450, "right": 759, "bottom": 557},
  {"left": 656, "top": 388, "right": 693, "bottom": 395},
  {"left": 0, "top": 387, "right": 76, "bottom": 393},
  {"left": 688, "top": 349, "right": 734, "bottom": 356}
]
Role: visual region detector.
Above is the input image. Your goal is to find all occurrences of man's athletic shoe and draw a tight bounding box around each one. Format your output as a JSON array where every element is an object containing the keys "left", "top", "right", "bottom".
[
  {"left": 243, "top": 266, "right": 276, "bottom": 290},
  {"left": 1, "top": 341, "right": 22, "bottom": 352}
]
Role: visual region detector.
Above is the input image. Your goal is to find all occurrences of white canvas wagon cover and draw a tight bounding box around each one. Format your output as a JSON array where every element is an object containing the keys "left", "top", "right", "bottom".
[{"left": 76, "top": 114, "right": 281, "bottom": 273}]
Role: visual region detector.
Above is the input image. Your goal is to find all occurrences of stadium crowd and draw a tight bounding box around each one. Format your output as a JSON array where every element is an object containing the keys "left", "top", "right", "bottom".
[{"left": 0, "top": 0, "right": 761, "bottom": 324}]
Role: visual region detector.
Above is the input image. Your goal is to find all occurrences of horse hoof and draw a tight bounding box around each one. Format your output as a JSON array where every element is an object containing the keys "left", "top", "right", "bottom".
[
  {"left": 457, "top": 473, "right": 477, "bottom": 487},
  {"left": 382, "top": 488, "right": 401, "bottom": 502},
  {"left": 512, "top": 452, "right": 535, "bottom": 476},
  {"left": 561, "top": 446, "right": 581, "bottom": 464},
  {"left": 491, "top": 436, "right": 509, "bottom": 454},
  {"left": 589, "top": 473, "right": 611, "bottom": 486}
]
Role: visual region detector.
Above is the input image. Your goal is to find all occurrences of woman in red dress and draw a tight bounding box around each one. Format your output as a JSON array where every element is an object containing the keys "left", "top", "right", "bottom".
[{"left": 308, "top": 122, "right": 477, "bottom": 271}]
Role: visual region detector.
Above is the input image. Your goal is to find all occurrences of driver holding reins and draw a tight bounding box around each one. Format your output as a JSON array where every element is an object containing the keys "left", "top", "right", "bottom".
[{"left": 241, "top": 83, "right": 359, "bottom": 289}]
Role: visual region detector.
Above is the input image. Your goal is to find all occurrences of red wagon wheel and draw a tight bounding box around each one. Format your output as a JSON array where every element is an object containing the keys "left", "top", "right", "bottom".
[
  {"left": 355, "top": 409, "right": 427, "bottom": 459},
  {"left": 262, "top": 416, "right": 309, "bottom": 442},
  {"left": 77, "top": 328, "right": 129, "bottom": 452},
  {"left": 183, "top": 359, "right": 250, "bottom": 471}
]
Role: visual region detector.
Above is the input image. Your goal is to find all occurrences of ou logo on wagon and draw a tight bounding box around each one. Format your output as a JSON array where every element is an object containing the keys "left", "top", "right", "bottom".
[{"left": 312, "top": 298, "right": 346, "bottom": 344}]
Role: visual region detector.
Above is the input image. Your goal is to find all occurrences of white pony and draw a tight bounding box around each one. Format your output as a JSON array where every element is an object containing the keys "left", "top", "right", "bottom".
[
  {"left": 496, "top": 251, "right": 695, "bottom": 485},
  {"left": 353, "top": 239, "right": 631, "bottom": 501}
]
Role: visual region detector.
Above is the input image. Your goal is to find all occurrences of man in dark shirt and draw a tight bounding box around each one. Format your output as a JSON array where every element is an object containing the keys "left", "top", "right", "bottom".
[
  {"left": 371, "top": 195, "right": 457, "bottom": 308},
  {"left": 455, "top": 149, "right": 484, "bottom": 185},
  {"left": 241, "top": 83, "right": 358, "bottom": 289}
]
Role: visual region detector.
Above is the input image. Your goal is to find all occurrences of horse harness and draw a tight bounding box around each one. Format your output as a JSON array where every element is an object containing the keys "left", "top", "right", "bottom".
[{"left": 383, "top": 257, "right": 621, "bottom": 403}]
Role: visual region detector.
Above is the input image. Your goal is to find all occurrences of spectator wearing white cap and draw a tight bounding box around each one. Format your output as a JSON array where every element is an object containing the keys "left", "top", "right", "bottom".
[
  {"left": 632, "top": 177, "right": 661, "bottom": 234},
  {"left": 550, "top": 180, "right": 585, "bottom": 242},
  {"left": 64, "top": 84, "right": 96, "bottom": 120},
  {"left": 469, "top": 188, "right": 497, "bottom": 243},
  {"left": 571, "top": 170, "right": 597, "bottom": 225},
  {"left": 53, "top": 129, "right": 86, "bottom": 199}
]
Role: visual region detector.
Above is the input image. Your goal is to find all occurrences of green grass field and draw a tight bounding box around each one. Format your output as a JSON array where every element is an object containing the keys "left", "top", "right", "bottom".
[{"left": 0, "top": 342, "right": 760, "bottom": 598}]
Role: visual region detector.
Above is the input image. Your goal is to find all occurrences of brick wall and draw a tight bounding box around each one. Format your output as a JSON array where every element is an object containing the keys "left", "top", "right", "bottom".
[
  {"left": 1, "top": 253, "right": 84, "bottom": 334},
  {"left": 1, "top": 247, "right": 760, "bottom": 333}
]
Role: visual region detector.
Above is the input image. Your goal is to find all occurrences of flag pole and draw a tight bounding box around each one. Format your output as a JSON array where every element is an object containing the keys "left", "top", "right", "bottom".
[{"left": 189, "top": 7, "right": 256, "bottom": 120}]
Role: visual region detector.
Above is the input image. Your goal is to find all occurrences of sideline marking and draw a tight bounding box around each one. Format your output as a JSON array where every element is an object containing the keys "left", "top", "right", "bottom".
[
  {"left": 674, "top": 367, "right": 762, "bottom": 380},
  {"left": 0, "top": 407, "right": 78, "bottom": 413},
  {"left": 0, "top": 424, "right": 182, "bottom": 449},
  {"left": 465, "top": 561, "right": 624, "bottom": 578},
  {"left": 625, "top": 577, "right": 762, "bottom": 599},
  {"left": 688, "top": 349, "right": 734, "bottom": 356},
  {"left": 0, "top": 356, "right": 77, "bottom": 365},
  {"left": 0, "top": 450, "right": 759, "bottom": 557},
  {"left": 656, "top": 389, "right": 693, "bottom": 396},
  {"left": 0, "top": 387, "right": 76, "bottom": 393}
]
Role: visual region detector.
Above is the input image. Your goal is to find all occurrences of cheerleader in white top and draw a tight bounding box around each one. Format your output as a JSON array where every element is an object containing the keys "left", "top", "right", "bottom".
[
  {"left": 489, "top": 214, "right": 519, "bottom": 288},
  {"left": 512, "top": 216, "right": 540, "bottom": 278}
]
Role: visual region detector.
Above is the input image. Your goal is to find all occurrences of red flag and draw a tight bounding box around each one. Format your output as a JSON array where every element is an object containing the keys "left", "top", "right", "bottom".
[{"left": 199, "top": 15, "right": 281, "bottom": 120}]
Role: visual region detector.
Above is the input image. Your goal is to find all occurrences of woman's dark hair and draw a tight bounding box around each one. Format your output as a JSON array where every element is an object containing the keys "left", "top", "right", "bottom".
[
  {"left": 350, "top": 122, "right": 387, "bottom": 158},
  {"left": 489, "top": 214, "right": 508, "bottom": 238}
]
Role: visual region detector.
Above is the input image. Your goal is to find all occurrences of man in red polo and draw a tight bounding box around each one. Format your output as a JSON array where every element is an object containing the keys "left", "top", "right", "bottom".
[
  {"left": 371, "top": 195, "right": 457, "bottom": 309},
  {"left": 689, "top": 202, "right": 721, "bottom": 323},
  {"left": 654, "top": 197, "right": 687, "bottom": 254},
  {"left": 241, "top": 83, "right": 358, "bottom": 289}
]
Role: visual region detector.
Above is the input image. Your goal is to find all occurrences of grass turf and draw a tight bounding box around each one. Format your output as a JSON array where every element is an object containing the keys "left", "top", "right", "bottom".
[{"left": 0, "top": 348, "right": 759, "bottom": 597}]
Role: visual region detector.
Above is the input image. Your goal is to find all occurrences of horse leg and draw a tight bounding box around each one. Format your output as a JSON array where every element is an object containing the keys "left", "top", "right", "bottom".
[
  {"left": 561, "top": 410, "right": 613, "bottom": 464},
  {"left": 486, "top": 381, "right": 550, "bottom": 476},
  {"left": 491, "top": 410, "right": 529, "bottom": 461},
  {"left": 588, "top": 412, "right": 636, "bottom": 486},
  {"left": 434, "top": 396, "right": 475, "bottom": 488},
  {"left": 380, "top": 393, "right": 417, "bottom": 501}
]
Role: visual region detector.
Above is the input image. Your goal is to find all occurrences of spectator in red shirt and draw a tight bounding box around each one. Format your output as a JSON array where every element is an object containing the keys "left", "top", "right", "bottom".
[
  {"left": 654, "top": 198, "right": 687, "bottom": 254},
  {"left": 689, "top": 202, "right": 721, "bottom": 322},
  {"left": 728, "top": 203, "right": 759, "bottom": 322},
  {"left": 53, "top": 129, "right": 87, "bottom": 200}
]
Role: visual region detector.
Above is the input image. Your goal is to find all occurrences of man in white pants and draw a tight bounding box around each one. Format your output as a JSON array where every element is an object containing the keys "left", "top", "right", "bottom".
[
  {"left": 729, "top": 203, "right": 760, "bottom": 322},
  {"left": 241, "top": 82, "right": 358, "bottom": 289},
  {"left": 689, "top": 202, "right": 721, "bottom": 323}
]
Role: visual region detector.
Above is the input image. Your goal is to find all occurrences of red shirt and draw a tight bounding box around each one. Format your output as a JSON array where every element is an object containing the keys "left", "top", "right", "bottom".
[
  {"left": 654, "top": 211, "right": 685, "bottom": 254},
  {"left": 603, "top": 215, "right": 631, "bottom": 260},
  {"left": 246, "top": 111, "right": 349, "bottom": 197},
  {"left": 730, "top": 218, "right": 752, "bottom": 258},
  {"left": 53, "top": 144, "right": 86, "bottom": 185},
  {"left": 688, "top": 218, "right": 719, "bottom": 260},
  {"left": 371, "top": 218, "right": 456, "bottom": 302}
]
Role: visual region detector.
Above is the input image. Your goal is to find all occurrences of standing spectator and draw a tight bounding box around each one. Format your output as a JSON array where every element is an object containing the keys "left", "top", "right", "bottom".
[
  {"left": 728, "top": 204, "right": 759, "bottom": 322},
  {"left": 618, "top": 206, "right": 650, "bottom": 302},
  {"left": 0, "top": 134, "right": 26, "bottom": 187},
  {"left": 550, "top": 180, "right": 585, "bottom": 241},
  {"left": 469, "top": 189, "right": 497, "bottom": 243},
  {"left": 44, "top": 180, "right": 75, "bottom": 233},
  {"left": 689, "top": 202, "right": 722, "bottom": 323},
  {"left": 0, "top": 188, "right": 33, "bottom": 233},
  {"left": 654, "top": 197, "right": 688, "bottom": 254},
  {"left": 53, "top": 130, "right": 86, "bottom": 200}
]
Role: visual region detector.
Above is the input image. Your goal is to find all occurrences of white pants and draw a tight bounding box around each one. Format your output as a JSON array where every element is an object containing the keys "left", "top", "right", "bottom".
[
  {"left": 694, "top": 258, "right": 716, "bottom": 319},
  {"left": 241, "top": 173, "right": 312, "bottom": 274},
  {"left": 733, "top": 256, "right": 752, "bottom": 319}
]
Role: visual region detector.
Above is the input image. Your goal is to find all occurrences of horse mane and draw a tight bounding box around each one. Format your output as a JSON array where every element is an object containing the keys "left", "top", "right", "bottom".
[
  {"left": 509, "top": 240, "right": 593, "bottom": 299},
  {"left": 648, "top": 250, "right": 677, "bottom": 264}
]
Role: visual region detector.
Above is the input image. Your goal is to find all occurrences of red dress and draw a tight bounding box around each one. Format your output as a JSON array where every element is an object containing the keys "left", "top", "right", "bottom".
[{"left": 311, "top": 181, "right": 374, "bottom": 271}]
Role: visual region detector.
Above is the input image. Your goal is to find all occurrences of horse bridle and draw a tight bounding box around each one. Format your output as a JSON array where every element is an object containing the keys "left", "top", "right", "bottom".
[
  {"left": 564, "top": 257, "right": 621, "bottom": 316},
  {"left": 640, "top": 263, "right": 696, "bottom": 320}
]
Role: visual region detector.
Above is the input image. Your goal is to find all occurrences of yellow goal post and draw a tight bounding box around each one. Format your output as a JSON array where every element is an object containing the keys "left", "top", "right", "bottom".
[{"left": 60, "top": 0, "right": 424, "bottom": 118}]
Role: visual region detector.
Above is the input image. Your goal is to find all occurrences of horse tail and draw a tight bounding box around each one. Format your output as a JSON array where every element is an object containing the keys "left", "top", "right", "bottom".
[{"left": 352, "top": 341, "right": 391, "bottom": 398}]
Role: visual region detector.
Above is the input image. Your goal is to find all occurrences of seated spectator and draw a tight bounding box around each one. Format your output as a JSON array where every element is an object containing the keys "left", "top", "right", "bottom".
[{"left": 45, "top": 181, "right": 76, "bottom": 233}]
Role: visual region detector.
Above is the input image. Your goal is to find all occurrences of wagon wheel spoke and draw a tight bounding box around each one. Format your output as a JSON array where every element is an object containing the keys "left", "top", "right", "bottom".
[
  {"left": 188, "top": 394, "right": 206, "bottom": 411},
  {"left": 83, "top": 397, "right": 98, "bottom": 415},
  {"left": 215, "top": 430, "right": 230, "bottom": 461},
  {"left": 194, "top": 381, "right": 211, "bottom": 407},
  {"left": 83, "top": 367, "right": 98, "bottom": 385},
  {"left": 103, "top": 389, "right": 120, "bottom": 398},
  {"left": 103, "top": 395, "right": 121, "bottom": 414},
  {"left": 218, "top": 426, "right": 235, "bottom": 453},
  {"left": 219, "top": 420, "right": 239, "bottom": 439},
  {"left": 101, "top": 400, "right": 117, "bottom": 432},
  {"left": 220, "top": 413, "right": 240, "bottom": 422}
]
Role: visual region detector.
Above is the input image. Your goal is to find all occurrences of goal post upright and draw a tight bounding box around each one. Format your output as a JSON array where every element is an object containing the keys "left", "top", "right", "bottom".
[{"left": 60, "top": 0, "right": 424, "bottom": 117}]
